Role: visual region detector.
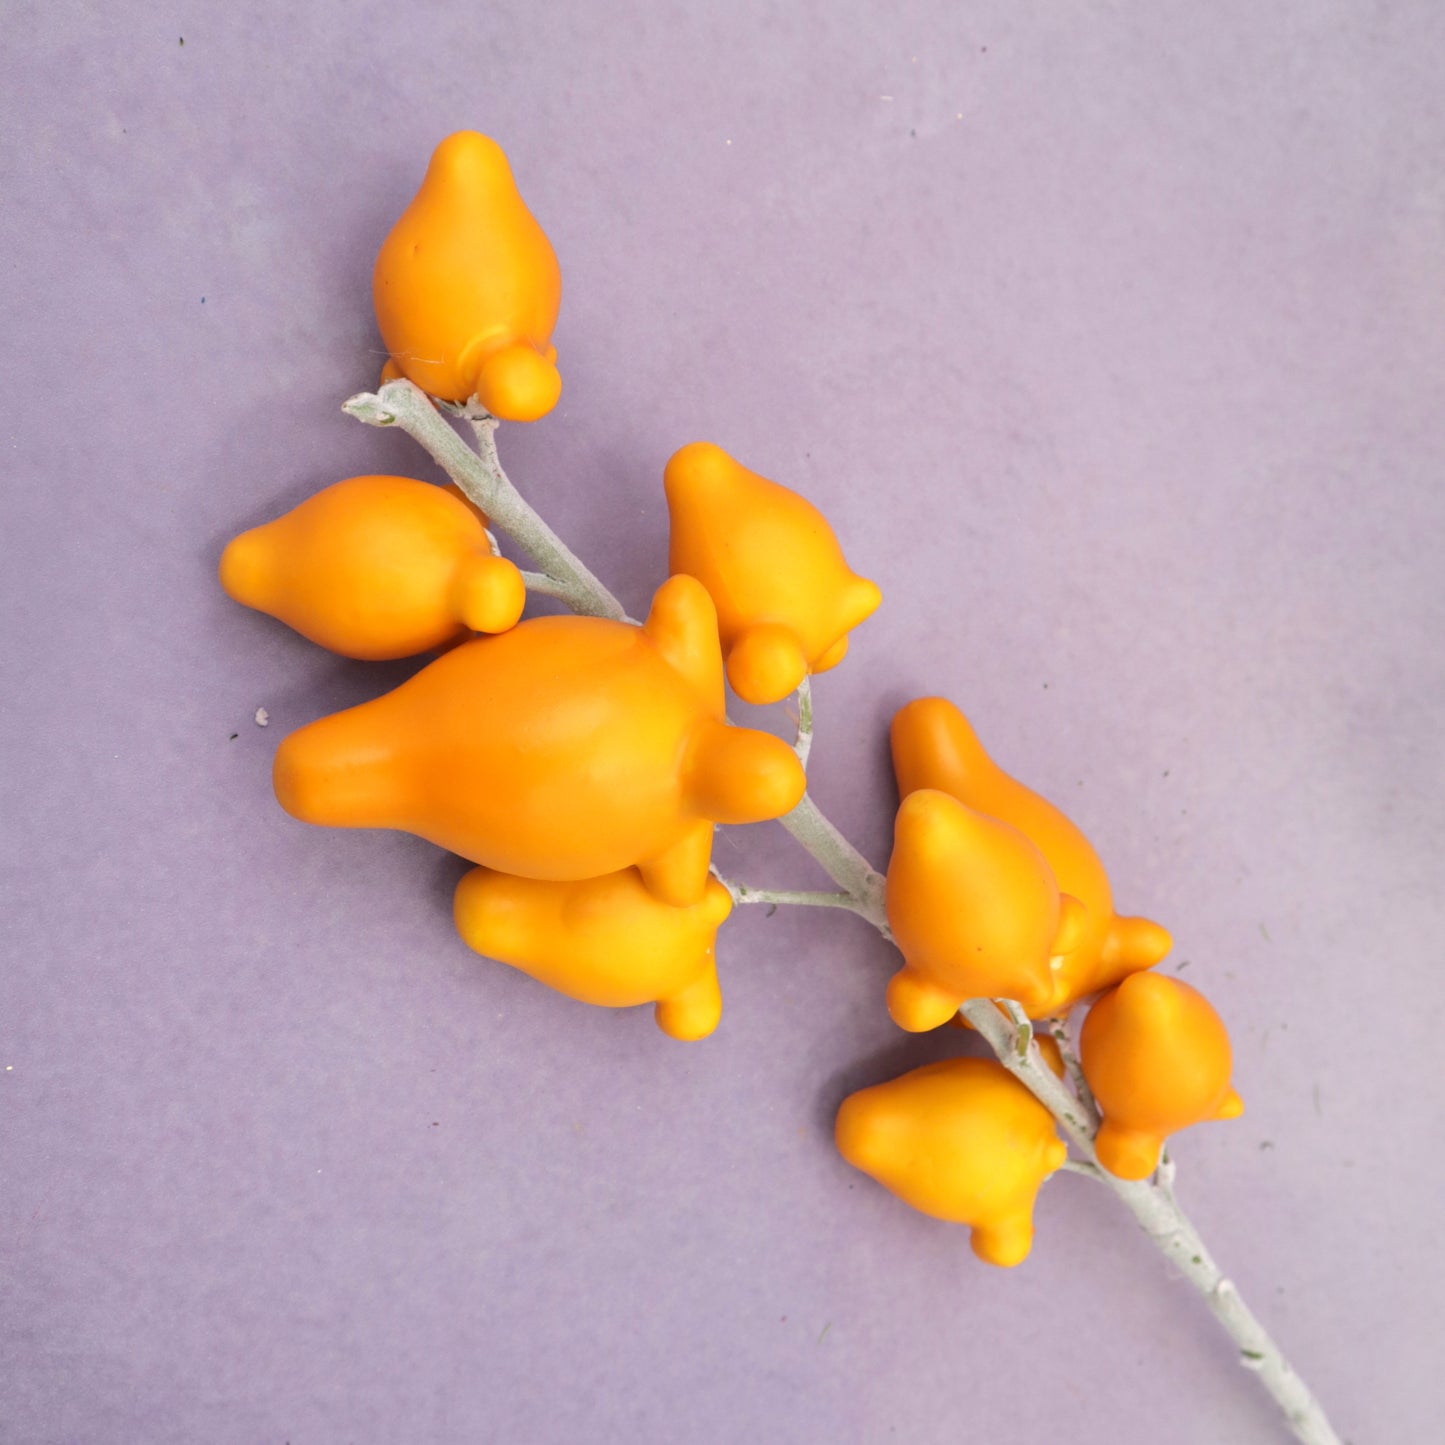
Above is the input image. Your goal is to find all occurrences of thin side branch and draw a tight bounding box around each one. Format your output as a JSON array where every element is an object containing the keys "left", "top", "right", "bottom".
[
  {"left": 720, "top": 879, "right": 871, "bottom": 916},
  {"left": 777, "top": 793, "right": 889, "bottom": 931},
  {"left": 520, "top": 570, "right": 576, "bottom": 603}
]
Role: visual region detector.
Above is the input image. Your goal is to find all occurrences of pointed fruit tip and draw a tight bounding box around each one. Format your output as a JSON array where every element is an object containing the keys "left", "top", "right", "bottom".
[{"left": 218, "top": 530, "right": 265, "bottom": 607}]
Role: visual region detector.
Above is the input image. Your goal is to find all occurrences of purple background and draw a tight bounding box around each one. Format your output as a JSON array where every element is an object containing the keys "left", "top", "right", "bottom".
[{"left": 3, "top": 4, "right": 1442, "bottom": 1441}]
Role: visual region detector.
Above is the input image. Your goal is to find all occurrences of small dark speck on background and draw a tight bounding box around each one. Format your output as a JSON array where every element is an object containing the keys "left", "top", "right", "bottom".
[
  {"left": 228, "top": 733, "right": 238, "bottom": 741},
  {"left": 1259, "top": 1140, "right": 1275, "bottom": 1151},
  {"left": 179, "top": 37, "right": 184, "bottom": 45},
  {"left": 1175, "top": 959, "right": 1190, "bottom": 971}
]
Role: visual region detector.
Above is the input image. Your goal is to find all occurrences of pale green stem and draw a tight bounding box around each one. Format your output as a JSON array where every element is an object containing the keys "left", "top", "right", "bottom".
[
  {"left": 343, "top": 381, "right": 626, "bottom": 620},
  {"left": 776, "top": 792, "right": 889, "bottom": 929},
  {"left": 1048, "top": 1010, "right": 1100, "bottom": 1128},
  {"left": 720, "top": 879, "right": 873, "bottom": 917},
  {"left": 962, "top": 999, "right": 1338, "bottom": 1445},
  {"left": 343, "top": 384, "right": 1341, "bottom": 1445},
  {"left": 792, "top": 675, "right": 814, "bottom": 769},
  {"left": 519, "top": 570, "right": 577, "bottom": 604}
]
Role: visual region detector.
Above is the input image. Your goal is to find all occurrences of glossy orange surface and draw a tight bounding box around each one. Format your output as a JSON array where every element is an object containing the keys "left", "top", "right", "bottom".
[
  {"left": 219, "top": 474, "right": 524, "bottom": 658},
  {"left": 1080, "top": 973, "right": 1243, "bottom": 1180},
  {"left": 272, "top": 575, "right": 805, "bottom": 905},
  {"left": 373, "top": 131, "right": 562, "bottom": 421},
  {"left": 891, "top": 697, "right": 1171, "bottom": 1014},
  {"left": 836, "top": 1057, "right": 1067, "bottom": 1266},
  {"left": 884, "top": 789, "right": 1075, "bottom": 1028},
  {"left": 455, "top": 867, "right": 733, "bottom": 1040},
  {"left": 664, "top": 442, "right": 881, "bottom": 704}
]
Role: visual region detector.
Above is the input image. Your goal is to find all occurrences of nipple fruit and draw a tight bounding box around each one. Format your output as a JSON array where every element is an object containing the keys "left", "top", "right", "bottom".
[
  {"left": 272, "top": 574, "right": 806, "bottom": 906},
  {"left": 836, "top": 1057, "right": 1068, "bottom": 1266},
  {"left": 219, "top": 474, "right": 525, "bottom": 658},
  {"left": 454, "top": 867, "right": 733, "bottom": 1040},
  {"left": 884, "top": 788, "right": 1082, "bottom": 1029},
  {"left": 891, "top": 697, "right": 1171, "bottom": 1014},
  {"left": 1080, "top": 973, "right": 1244, "bottom": 1180},
  {"left": 664, "top": 442, "right": 881, "bottom": 705},
  {"left": 373, "top": 131, "right": 562, "bottom": 421}
]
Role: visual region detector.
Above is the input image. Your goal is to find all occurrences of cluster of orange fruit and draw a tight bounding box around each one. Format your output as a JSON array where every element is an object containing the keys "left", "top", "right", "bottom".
[
  {"left": 221, "top": 131, "right": 1240, "bottom": 1270},
  {"left": 839, "top": 698, "right": 1243, "bottom": 1264}
]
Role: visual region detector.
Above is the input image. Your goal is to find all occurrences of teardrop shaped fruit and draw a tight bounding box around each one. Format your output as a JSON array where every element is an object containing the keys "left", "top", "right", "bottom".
[
  {"left": 219, "top": 474, "right": 524, "bottom": 659},
  {"left": 664, "top": 442, "right": 881, "bottom": 705},
  {"left": 272, "top": 575, "right": 805, "bottom": 905},
  {"left": 455, "top": 867, "right": 733, "bottom": 1040},
  {"left": 891, "top": 697, "right": 1171, "bottom": 1014},
  {"left": 373, "top": 131, "right": 562, "bottom": 421},
  {"left": 836, "top": 1057, "right": 1068, "bottom": 1267},
  {"left": 884, "top": 789, "right": 1080, "bottom": 1029},
  {"left": 1080, "top": 973, "right": 1242, "bottom": 1180}
]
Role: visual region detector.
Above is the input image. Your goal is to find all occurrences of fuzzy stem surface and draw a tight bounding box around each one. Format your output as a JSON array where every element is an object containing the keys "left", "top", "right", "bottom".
[
  {"left": 344, "top": 381, "right": 625, "bottom": 620},
  {"left": 720, "top": 880, "right": 873, "bottom": 917}
]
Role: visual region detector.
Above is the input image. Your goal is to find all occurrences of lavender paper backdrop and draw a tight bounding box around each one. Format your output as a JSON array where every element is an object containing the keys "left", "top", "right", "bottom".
[{"left": 3, "top": 4, "right": 1443, "bottom": 1442}]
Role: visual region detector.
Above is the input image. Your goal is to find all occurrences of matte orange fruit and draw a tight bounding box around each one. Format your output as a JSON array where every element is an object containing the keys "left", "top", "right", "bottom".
[
  {"left": 891, "top": 697, "right": 1171, "bottom": 1014},
  {"left": 1080, "top": 973, "right": 1243, "bottom": 1180},
  {"left": 272, "top": 575, "right": 805, "bottom": 905},
  {"left": 836, "top": 1057, "right": 1068, "bottom": 1267},
  {"left": 373, "top": 131, "right": 562, "bottom": 421},
  {"left": 219, "top": 474, "right": 524, "bottom": 659},
  {"left": 884, "top": 789, "right": 1081, "bottom": 1029},
  {"left": 455, "top": 867, "right": 733, "bottom": 1040},
  {"left": 664, "top": 442, "right": 881, "bottom": 704}
]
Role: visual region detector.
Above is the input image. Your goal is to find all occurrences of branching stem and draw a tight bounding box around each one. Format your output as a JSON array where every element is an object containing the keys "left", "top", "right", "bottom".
[
  {"left": 344, "top": 383, "right": 1341, "bottom": 1445},
  {"left": 719, "top": 879, "right": 874, "bottom": 917},
  {"left": 344, "top": 381, "right": 626, "bottom": 620},
  {"left": 1048, "top": 1011, "right": 1101, "bottom": 1128}
]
